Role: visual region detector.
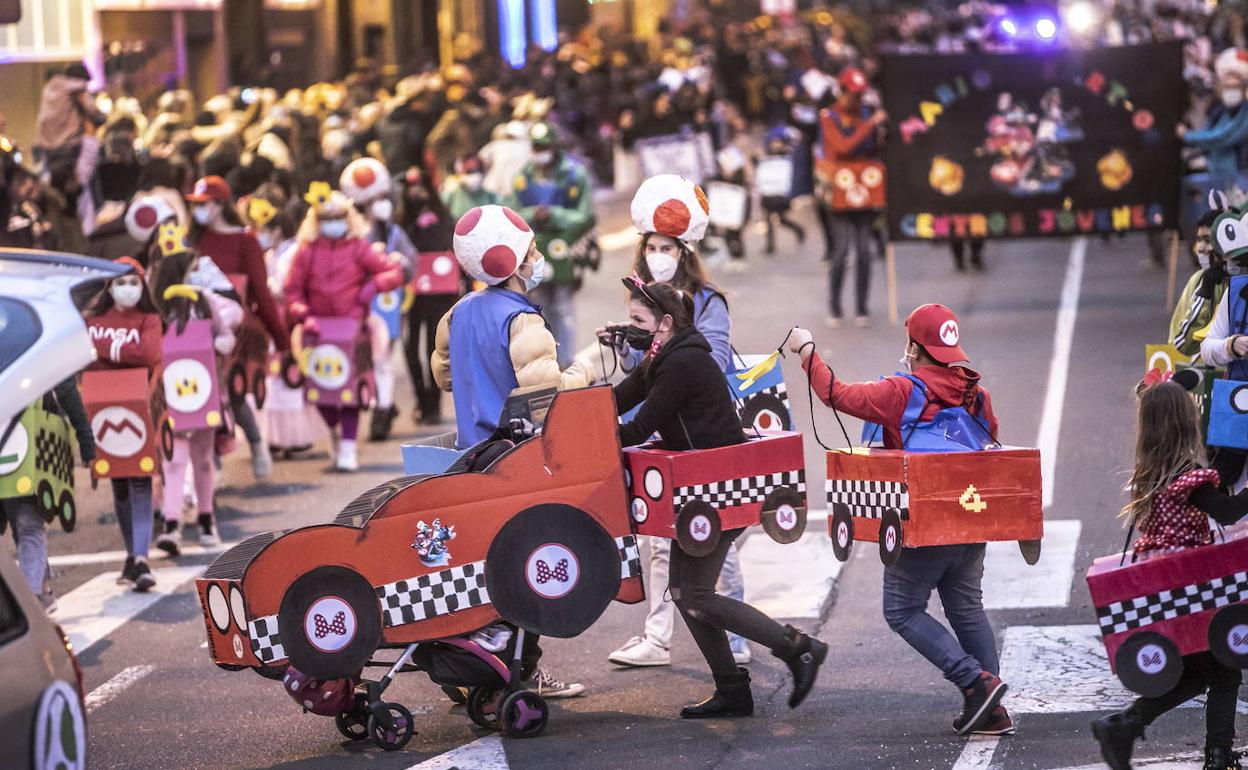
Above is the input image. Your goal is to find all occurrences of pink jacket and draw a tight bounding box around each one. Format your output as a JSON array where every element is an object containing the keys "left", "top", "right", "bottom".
[
  {"left": 284, "top": 236, "right": 404, "bottom": 323},
  {"left": 205, "top": 290, "right": 244, "bottom": 355}
]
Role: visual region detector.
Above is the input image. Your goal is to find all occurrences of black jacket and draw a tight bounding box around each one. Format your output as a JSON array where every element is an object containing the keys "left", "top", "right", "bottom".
[{"left": 614, "top": 328, "right": 747, "bottom": 450}]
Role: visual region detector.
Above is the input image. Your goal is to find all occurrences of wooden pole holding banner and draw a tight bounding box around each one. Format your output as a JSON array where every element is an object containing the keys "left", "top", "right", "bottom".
[
  {"left": 1165, "top": 229, "right": 1180, "bottom": 310},
  {"left": 886, "top": 242, "right": 899, "bottom": 325}
]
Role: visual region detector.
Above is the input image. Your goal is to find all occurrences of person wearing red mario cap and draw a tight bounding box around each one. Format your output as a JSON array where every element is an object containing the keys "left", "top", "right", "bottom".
[{"left": 789, "top": 306, "right": 1012, "bottom": 737}]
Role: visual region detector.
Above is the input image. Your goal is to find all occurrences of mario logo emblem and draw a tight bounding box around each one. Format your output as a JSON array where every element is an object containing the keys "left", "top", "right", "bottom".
[
  {"left": 525, "top": 544, "right": 580, "bottom": 599},
  {"left": 411, "top": 518, "right": 456, "bottom": 567},
  {"left": 163, "top": 358, "right": 212, "bottom": 413},
  {"left": 630, "top": 497, "right": 649, "bottom": 523},
  {"left": 1136, "top": 643, "right": 1167, "bottom": 675},
  {"left": 232, "top": 634, "right": 244, "bottom": 658},
  {"left": 33, "top": 680, "right": 86, "bottom": 770},
  {"left": 959, "top": 485, "right": 988, "bottom": 513},
  {"left": 1231, "top": 384, "right": 1248, "bottom": 415},
  {"left": 307, "top": 345, "right": 350, "bottom": 390},
  {"left": 884, "top": 527, "right": 898, "bottom": 551},
  {"left": 303, "top": 597, "right": 356, "bottom": 652},
  {"left": 689, "top": 514, "right": 714, "bottom": 542},
  {"left": 775, "top": 504, "right": 800, "bottom": 531},
  {"left": 1229, "top": 625, "right": 1248, "bottom": 656},
  {"left": 939, "top": 320, "right": 960, "bottom": 346},
  {"left": 92, "top": 406, "right": 147, "bottom": 458},
  {"left": 836, "top": 520, "right": 850, "bottom": 548},
  {"left": 0, "top": 421, "right": 29, "bottom": 475}
]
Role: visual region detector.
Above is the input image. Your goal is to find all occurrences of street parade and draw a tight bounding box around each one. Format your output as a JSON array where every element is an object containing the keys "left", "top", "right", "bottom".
[{"left": 5, "top": 0, "right": 1248, "bottom": 768}]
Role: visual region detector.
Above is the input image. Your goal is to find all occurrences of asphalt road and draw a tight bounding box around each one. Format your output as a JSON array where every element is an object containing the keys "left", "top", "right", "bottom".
[{"left": 36, "top": 196, "right": 1243, "bottom": 770}]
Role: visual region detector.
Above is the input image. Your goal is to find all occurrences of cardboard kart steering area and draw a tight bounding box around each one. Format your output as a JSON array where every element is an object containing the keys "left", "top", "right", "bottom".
[{"left": 196, "top": 386, "right": 643, "bottom": 680}]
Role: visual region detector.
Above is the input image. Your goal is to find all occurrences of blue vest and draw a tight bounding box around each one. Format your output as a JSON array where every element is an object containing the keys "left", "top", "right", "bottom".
[
  {"left": 861, "top": 373, "right": 995, "bottom": 452},
  {"left": 448, "top": 287, "right": 542, "bottom": 448},
  {"left": 1229, "top": 275, "right": 1248, "bottom": 381}
]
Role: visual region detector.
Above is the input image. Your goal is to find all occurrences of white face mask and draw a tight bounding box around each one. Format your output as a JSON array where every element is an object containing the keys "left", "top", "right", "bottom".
[
  {"left": 899, "top": 345, "right": 916, "bottom": 372},
  {"left": 1222, "top": 89, "right": 1245, "bottom": 109},
  {"left": 463, "top": 173, "right": 484, "bottom": 190},
  {"left": 110, "top": 283, "right": 143, "bottom": 309},
  {"left": 192, "top": 205, "right": 216, "bottom": 226},
  {"left": 255, "top": 230, "right": 274, "bottom": 250},
  {"left": 523, "top": 255, "right": 546, "bottom": 291},
  {"left": 531, "top": 150, "right": 554, "bottom": 166},
  {"left": 646, "top": 252, "right": 679, "bottom": 283},
  {"left": 370, "top": 199, "right": 393, "bottom": 221},
  {"left": 321, "top": 220, "right": 348, "bottom": 240}
]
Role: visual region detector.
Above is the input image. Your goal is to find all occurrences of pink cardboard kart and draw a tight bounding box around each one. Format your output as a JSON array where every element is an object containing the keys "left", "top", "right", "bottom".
[
  {"left": 1087, "top": 522, "right": 1248, "bottom": 697},
  {"left": 301, "top": 317, "right": 374, "bottom": 408},
  {"left": 161, "top": 318, "right": 224, "bottom": 438}
]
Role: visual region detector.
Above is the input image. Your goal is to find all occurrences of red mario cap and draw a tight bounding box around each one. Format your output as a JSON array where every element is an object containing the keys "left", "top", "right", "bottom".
[
  {"left": 906, "top": 304, "right": 968, "bottom": 365},
  {"left": 185, "top": 175, "right": 231, "bottom": 204},
  {"left": 838, "top": 67, "right": 868, "bottom": 95}
]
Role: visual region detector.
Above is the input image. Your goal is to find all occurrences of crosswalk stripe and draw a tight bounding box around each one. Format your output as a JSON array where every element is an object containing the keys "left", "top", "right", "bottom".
[
  {"left": 53, "top": 564, "right": 204, "bottom": 653},
  {"left": 1048, "top": 745, "right": 1248, "bottom": 770},
  {"left": 984, "top": 520, "right": 1081, "bottom": 610},
  {"left": 741, "top": 510, "right": 842, "bottom": 620},
  {"left": 1037, "top": 237, "right": 1087, "bottom": 508},
  {"left": 951, "top": 735, "right": 1000, "bottom": 770},
  {"left": 403, "top": 735, "right": 508, "bottom": 770},
  {"left": 49, "top": 541, "right": 238, "bottom": 568},
  {"left": 85, "top": 664, "right": 155, "bottom": 714}
]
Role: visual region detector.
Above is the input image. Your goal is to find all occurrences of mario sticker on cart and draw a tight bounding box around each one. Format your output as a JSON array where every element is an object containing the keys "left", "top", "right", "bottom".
[{"left": 411, "top": 519, "right": 456, "bottom": 567}]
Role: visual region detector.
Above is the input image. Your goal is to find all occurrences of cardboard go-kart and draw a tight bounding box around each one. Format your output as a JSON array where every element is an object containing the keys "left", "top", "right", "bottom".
[
  {"left": 223, "top": 274, "right": 271, "bottom": 409},
  {"left": 296, "top": 317, "right": 375, "bottom": 408},
  {"left": 0, "top": 397, "right": 78, "bottom": 533},
  {"left": 1087, "top": 523, "right": 1248, "bottom": 697},
  {"left": 196, "top": 385, "right": 644, "bottom": 685},
  {"left": 80, "top": 367, "right": 163, "bottom": 480},
  {"left": 162, "top": 318, "right": 227, "bottom": 447},
  {"left": 623, "top": 432, "right": 807, "bottom": 556},
  {"left": 826, "top": 445, "right": 1043, "bottom": 566}
]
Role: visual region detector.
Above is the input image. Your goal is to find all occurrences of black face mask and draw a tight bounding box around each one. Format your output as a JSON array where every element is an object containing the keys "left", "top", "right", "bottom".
[{"left": 624, "top": 325, "right": 655, "bottom": 352}]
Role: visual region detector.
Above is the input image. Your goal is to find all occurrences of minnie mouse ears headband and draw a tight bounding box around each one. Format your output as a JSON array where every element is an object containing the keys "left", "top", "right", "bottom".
[{"left": 622, "top": 273, "right": 687, "bottom": 314}]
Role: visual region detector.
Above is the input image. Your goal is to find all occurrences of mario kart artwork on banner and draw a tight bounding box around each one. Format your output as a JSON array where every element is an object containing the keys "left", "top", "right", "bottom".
[{"left": 881, "top": 43, "right": 1184, "bottom": 241}]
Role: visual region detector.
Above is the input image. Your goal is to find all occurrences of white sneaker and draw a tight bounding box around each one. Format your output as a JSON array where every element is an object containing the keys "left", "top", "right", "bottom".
[
  {"left": 250, "top": 441, "right": 272, "bottom": 481},
  {"left": 607, "top": 636, "right": 671, "bottom": 667},
  {"left": 528, "top": 668, "right": 585, "bottom": 699},
  {"left": 336, "top": 440, "right": 359, "bottom": 472},
  {"left": 199, "top": 529, "right": 222, "bottom": 547},
  {"left": 732, "top": 643, "right": 752, "bottom": 665}
]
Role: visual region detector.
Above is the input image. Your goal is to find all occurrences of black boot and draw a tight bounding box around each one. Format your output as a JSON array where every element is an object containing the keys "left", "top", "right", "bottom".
[
  {"left": 1090, "top": 712, "right": 1146, "bottom": 770},
  {"left": 773, "top": 624, "right": 828, "bottom": 708},
  {"left": 368, "top": 405, "right": 397, "bottom": 442},
  {"left": 680, "top": 667, "right": 754, "bottom": 719},
  {"left": 1205, "top": 747, "right": 1244, "bottom": 770}
]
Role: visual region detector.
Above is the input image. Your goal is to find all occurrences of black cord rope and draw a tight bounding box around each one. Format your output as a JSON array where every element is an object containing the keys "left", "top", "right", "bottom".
[{"left": 796, "top": 339, "right": 854, "bottom": 452}]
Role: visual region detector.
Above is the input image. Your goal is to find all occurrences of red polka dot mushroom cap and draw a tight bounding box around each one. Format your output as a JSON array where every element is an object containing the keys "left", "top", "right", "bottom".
[
  {"left": 630, "top": 174, "right": 710, "bottom": 244},
  {"left": 453, "top": 205, "right": 534, "bottom": 286},
  {"left": 338, "top": 157, "right": 392, "bottom": 204},
  {"left": 125, "top": 193, "right": 177, "bottom": 242}
]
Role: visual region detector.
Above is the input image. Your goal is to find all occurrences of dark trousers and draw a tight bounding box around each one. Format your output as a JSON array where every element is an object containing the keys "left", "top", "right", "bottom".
[
  {"left": 404, "top": 294, "right": 458, "bottom": 420},
  {"left": 670, "top": 529, "right": 788, "bottom": 678},
  {"left": 230, "top": 394, "right": 262, "bottom": 446},
  {"left": 825, "top": 210, "right": 875, "bottom": 317},
  {"left": 1127, "top": 652, "right": 1242, "bottom": 751},
  {"left": 951, "top": 238, "right": 985, "bottom": 270}
]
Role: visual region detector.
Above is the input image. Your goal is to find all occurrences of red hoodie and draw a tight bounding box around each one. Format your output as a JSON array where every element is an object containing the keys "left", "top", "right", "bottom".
[
  {"left": 803, "top": 353, "right": 999, "bottom": 450},
  {"left": 86, "top": 307, "right": 163, "bottom": 375},
  {"left": 194, "top": 227, "right": 291, "bottom": 351}
]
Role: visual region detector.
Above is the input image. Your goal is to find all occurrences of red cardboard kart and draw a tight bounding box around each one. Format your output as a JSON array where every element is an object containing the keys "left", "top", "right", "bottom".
[
  {"left": 80, "top": 368, "right": 163, "bottom": 479},
  {"left": 161, "top": 318, "right": 225, "bottom": 436},
  {"left": 223, "top": 273, "right": 271, "bottom": 409},
  {"left": 301, "top": 316, "right": 374, "bottom": 408},
  {"left": 1087, "top": 523, "right": 1248, "bottom": 697},
  {"left": 411, "top": 250, "right": 462, "bottom": 296},
  {"left": 195, "top": 386, "right": 644, "bottom": 681},
  {"left": 826, "top": 447, "right": 1043, "bottom": 566},
  {"left": 623, "top": 432, "right": 807, "bottom": 556}
]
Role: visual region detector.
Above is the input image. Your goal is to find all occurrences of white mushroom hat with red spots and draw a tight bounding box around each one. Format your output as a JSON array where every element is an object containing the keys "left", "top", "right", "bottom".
[
  {"left": 453, "top": 205, "right": 534, "bottom": 286},
  {"left": 125, "top": 193, "right": 177, "bottom": 242},
  {"left": 338, "top": 157, "right": 392, "bottom": 204},
  {"left": 630, "top": 174, "right": 710, "bottom": 244}
]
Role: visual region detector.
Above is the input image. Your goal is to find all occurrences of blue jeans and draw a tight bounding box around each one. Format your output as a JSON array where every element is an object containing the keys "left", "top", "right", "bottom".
[
  {"left": 2, "top": 498, "right": 47, "bottom": 594},
  {"left": 882, "top": 543, "right": 998, "bottom": 690},
  {"left": 111, "top": 477, "right": 153, "bottom": 559}
]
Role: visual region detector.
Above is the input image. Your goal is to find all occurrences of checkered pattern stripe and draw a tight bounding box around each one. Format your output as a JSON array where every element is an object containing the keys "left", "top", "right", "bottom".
[
  {"left": 672, "top": 470, "right": 805, "bottom": 509},
  {"left": 1096, "top": 571, "right": 1248, "bottom": 636},
  {"left": 376, "top": 561, "right": 490, "bottom": 628},
  {"left": 617, "top": 535, "right": 642, "bottom": 580},
  {"left": 736, "top": 383, "right": 790, "bottom": 422},
  {"left": 248, "top": 615, "right": 285, "bottom": 663},
  {"left": 826, "top": 479, "right": 909, "bottom": 520},
  {"left": 35, "top": 428, "right": 73, "bottom": 485}
]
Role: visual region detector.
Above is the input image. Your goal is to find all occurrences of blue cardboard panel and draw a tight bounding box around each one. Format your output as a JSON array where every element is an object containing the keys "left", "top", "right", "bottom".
[{"left": 1207, "top": 379, "right": 1248, "bottom": 450}]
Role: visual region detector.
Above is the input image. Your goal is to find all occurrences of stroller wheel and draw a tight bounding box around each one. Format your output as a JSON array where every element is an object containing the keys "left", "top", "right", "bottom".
[
  {"left": 467, "top": 686, "right": 502, "bottom": 730},
  {"left": 501, "top": 691, "right": 548, "bottom": 739},
  {"left": 334, "top": 693, "right": 369, "bottom": 741},
  {"left": 367, "top": 702, "right": 415, "bottom": 751}
]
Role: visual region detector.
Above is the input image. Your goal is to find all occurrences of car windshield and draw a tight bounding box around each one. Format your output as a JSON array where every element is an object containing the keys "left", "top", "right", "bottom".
[{"left": 0, "top": 297, "right": 40, "bottom": 378}]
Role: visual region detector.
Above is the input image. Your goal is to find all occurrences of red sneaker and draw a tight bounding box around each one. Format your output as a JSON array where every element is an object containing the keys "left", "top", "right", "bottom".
[{"left": 972, "top": 705, "right": 1016, "bottom": 736}]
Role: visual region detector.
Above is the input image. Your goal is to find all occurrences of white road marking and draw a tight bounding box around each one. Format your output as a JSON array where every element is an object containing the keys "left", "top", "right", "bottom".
[
  {"left": 85, "top": 664, "right": 155, "bottom": 714},
  {"left": 741, "top": 510, "right": 842, "bottom": 620},
  {"left": 404, "top": 735, "right": 508, "bottom": 770},
  {"left": 952, "top": 735, "right": 1000, "bottom": 770},
  {"left": 48, "top": 540, "right": 238, "bottom": 568},
  {"left": 52, "top": 564, "right": 204, "bottom": 653},
  {"left": 1049, "top": 745, "right": 1248, "bottom": 770},
  {"left": 983, "top": 520, "right": 1081, "bottom": 609},
  {"left": 1037, "top": 237, "right": 1087, "bottom": 508}
]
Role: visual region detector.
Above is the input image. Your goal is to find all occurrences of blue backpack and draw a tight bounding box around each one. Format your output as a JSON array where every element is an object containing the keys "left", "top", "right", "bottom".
[{"left": 861, "top": 373, "right": 997, "bottom": 452}]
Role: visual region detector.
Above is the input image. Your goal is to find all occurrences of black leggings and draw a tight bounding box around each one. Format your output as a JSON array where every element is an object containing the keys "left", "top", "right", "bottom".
[
  {"left": 670, "top": 529, "right": 788, "bottom": 678},
  {"left": 404, "top": 294, "right": 458, "bottom": 420},
  {"left": 1128, "top": 652, "right": 1242, "bottom": 751}
]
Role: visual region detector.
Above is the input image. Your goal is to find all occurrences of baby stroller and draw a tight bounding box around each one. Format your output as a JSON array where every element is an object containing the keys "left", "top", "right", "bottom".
[{"left": 284, "top": 623, "right": 549, "bottom": 751}]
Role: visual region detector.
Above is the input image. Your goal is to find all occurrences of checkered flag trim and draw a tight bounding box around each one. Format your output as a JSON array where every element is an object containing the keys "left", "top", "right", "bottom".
[
  {"left": 672, "top": 470, "right": 805, "bottom": 510},
  {"left": 248, "top": 615, "right": 285, "bottom": 663},
  {"left": 377, "top": 561, "right": 490, "bottom": 628},
  {"left": 825, "top": 479, "right": 909, "bottom": 520},
  {"left": 35, "top": 427, "right": 73, "bottom": 485},
  {"left": 1096, "top": 571, "right": 1248, "bottom": 636},
  {"left": 617, "top": 535, "right": 642, "bottom": 580},
  {"left": 735, "top": 383, "right": 790, "bottom": 421}
]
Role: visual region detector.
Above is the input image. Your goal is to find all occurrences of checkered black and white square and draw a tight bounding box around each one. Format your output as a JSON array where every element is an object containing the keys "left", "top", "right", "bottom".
[
  {"left": 735, "top": 383, "right": 790, "bottom": 419},
  {"left": 376, "top": 561, "right": 490, "bottom": 628},
  {"left": 617, "top": 535, "right": 642, "bottom": 580},
  {"left": 826, "top": 479, "right": 909, "bottom": 520},
  {"left": 1096, "top": 571, "right": 1248, "bottom": 636},
  {"left": 672, "top": 470, "right": 805, "bottom": 510},
  {"left": 248, "top": 614, "right": 285, "bottom": 663}
]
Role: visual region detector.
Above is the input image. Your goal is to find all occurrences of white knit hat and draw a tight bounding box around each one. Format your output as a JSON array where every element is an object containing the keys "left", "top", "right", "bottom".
[
  {"left": 339, "top": 157, "right": 391, "bottom": 204},
  {"left": 630, "top": 174, "right": 710, "bottom": 243},
  {"left": 453, "top": 205, "right": 534, "bottom": 285}
]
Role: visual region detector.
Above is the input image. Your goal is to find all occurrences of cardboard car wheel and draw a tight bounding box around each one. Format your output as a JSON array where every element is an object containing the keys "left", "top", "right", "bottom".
[
  {"left": 485, "top": 504, "right": 622, "bottom": 638},
  {"left": 831, "top": 503, "right": 854, "bottom": 562},
  {"left": 467, "top": 686, "right": 502, "bottom": 730},
  {"left": 1019, "top": 539, "right": 1042, "bottom": 566},
  {"left": 741, "top": 392, "right": 791, "bottom": 432},
  {"left": 35, "top": 479, "right": 56, "bottom": 521},
  {"left": 1115, "top": 631, "right": 1183, "bottom": 697},
  {"left": 676, "top": 500, "right": 722, "bottom": 557},
  {"left": 879, "top": 509, "right": 903, "bottom": 566},
  {"left": 161, "top": 421, "right": 174, "bottom": 461},
  {"left": 281, "top": 354, "right": 304, "bottom": 389},
  {"left": 252, "top": 371, "right": 267, "bottom": 409},
  {"left": 56, "top": 490, "right": 76, "bottom": 533},
  {"left": 1207, "top": 603, "right": 1248, "bottom": 669},
  {"left": 501, "top": 690, "right": 549, "bottom": 738},
  {"left": 367, "top": 702, "right": 414, "bottom": 751},
  {"left": 277, "top": 566, "right": 381, "bottom": 680},
  {"left": 252, "top": 663, "right": 289, "bottom": 681},
  {"left": 335, "top": 693, "right": 370, "bottom": 740},
  {"left": 761, "top": 486, "right": 806, "bottom": 544},
  {"left": 215, "top": 662, "right": 247, "bottom": 672},
  {"left": 228, "top": 363, "right": 247, "bottom": 401},
  {"left": 357, "top": 380, "right": 372, "bottom": 408}
]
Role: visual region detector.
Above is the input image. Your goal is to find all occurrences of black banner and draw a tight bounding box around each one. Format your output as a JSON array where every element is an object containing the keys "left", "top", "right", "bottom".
[{"left": 881, "top": 43, "right": 1184, "bottom": 241}]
